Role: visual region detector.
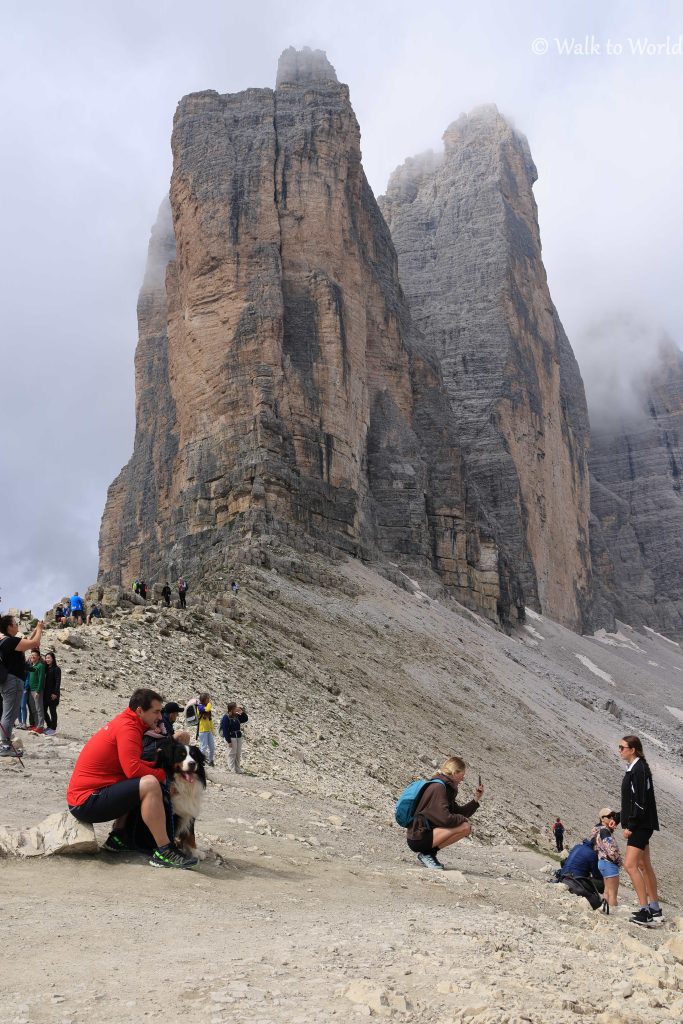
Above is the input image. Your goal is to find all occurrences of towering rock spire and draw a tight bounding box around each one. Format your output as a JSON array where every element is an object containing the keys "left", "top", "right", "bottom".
[
  {"left": 98, "top": 51, "right": 518, "bottom": 624},
  {"left": 380, "top": 106, "right": 592, "bottom": 631}
]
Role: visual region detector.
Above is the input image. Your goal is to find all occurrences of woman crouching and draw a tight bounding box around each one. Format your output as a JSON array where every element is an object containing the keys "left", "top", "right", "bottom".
[{"left": 407, "top": 755, "right": 484, "bottom": 870}]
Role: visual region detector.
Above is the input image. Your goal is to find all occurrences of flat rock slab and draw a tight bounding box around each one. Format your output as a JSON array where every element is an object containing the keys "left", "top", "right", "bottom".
[{"left": 0, "top": 809, "right": 97, "bottom": 857}]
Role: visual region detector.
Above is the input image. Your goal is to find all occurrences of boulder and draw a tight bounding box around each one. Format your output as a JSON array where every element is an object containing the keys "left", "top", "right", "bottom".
[
  {"left": 0, "top": 810, "right": 98, "bottom": 857},
  {"left": 53, "top": 628, "right": 86, "bottom": 649}
]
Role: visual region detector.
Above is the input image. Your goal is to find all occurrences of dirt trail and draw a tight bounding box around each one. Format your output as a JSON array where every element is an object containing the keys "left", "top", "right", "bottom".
[{"left": 2, "top": 557, "right": 683, "bottom": 1022}]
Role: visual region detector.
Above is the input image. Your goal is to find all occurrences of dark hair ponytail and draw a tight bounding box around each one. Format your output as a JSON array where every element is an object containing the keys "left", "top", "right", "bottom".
[{"left": 622, "top": 734, "right": 646, "bottom": 762}]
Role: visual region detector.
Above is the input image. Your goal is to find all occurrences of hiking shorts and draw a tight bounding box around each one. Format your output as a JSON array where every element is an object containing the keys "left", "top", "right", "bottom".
[
  {"left": 407, "top": 830, "right": 434, "bottom": 854},
  {"left": 598, "top": 859, "right": 620, "bottom": 878},
  {"left": 69, "top": 778, "right": 142, "bottom": 823},
  {"left": 626, "top": 828, "right": 653, "bottom": 850}
]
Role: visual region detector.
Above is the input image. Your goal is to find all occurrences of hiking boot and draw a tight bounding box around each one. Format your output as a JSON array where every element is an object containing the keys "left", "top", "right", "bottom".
[
  {"left": 417, "top": 852, "right": 444, "bottom": 870},
  {"left": 0, "top": 745, "right": 23, "bottom": 758},
  {"left": 149, "top": 844, "right": 198, "bottom": 870},
  {"left": 102, "top": 831, "right": 131, "bottom": 853},
  {"left": 630, "top": 908, "right": 655, "bottom": 927}
]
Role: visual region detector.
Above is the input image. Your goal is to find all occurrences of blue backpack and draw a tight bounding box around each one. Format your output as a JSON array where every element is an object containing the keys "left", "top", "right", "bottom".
[{"left": 395, "top": 778, "right": 446, "bottom": 827}]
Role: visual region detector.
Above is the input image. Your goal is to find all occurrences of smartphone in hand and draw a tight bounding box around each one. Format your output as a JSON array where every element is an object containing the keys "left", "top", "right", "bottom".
[{"left": 478, "top": 773, "right": 482, "bottom": 787}]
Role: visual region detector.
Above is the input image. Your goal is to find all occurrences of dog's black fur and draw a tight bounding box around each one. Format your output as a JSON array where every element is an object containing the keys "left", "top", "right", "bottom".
[{"left": 121, "top": 740, "right": 207, "bottom": 854}]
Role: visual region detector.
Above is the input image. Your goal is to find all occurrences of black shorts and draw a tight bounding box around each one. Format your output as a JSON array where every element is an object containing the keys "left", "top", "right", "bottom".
[
  {"left": 407, "top": 831, "right": 434, "bottom": 854},
  {"left": 69, "top": 778, "right": 142, "bottom": 823},
  {"left": 626, "top": 828, "right": 654, "bottom": 850}
]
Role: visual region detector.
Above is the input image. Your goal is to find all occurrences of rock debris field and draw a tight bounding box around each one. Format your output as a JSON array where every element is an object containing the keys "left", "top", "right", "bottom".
[{"left": 2, "top": 556, "right": 683, "bottom": 1023}]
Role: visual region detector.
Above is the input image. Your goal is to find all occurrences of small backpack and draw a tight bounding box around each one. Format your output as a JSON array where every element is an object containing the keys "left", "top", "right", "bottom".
[
  {"left": 184, "top": 701, "right": 198, "bottom": 725},
  {"left": 394, "top": 778, "right": 446, "bottom": 827}
]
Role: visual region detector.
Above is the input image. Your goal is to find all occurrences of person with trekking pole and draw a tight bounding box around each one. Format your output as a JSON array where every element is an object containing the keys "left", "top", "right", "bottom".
[{"left": 0, "top": 614, "right": 43, "bottom": 759}]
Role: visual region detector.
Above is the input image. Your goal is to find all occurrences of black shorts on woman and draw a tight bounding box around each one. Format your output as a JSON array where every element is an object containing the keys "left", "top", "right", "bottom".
[{"left": 626, "top": 828, "right": 654, "bottom": 850}]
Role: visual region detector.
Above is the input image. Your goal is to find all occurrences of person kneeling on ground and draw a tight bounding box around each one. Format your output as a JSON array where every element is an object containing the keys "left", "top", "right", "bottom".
[
  {"left": 66, "top": 687, "right": 197, "bottom": 869},
  {"left": 558, "top": 836, "right": 604, "bottom": 909},
  {"left": 407, "top": 755, "right": 484, "bottom": 870}
]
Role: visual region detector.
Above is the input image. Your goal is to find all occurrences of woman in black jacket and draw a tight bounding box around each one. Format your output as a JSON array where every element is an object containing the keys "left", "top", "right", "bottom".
[
  {"left": 43, "top": 651, "right": 61, "bottom": 735},
  {"left": 619, "top": 734, "right": 661, "bottom": 926}
]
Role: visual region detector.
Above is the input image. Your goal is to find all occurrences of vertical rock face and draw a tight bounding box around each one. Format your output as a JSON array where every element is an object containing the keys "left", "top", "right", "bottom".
[
  {"left": 380, "top": 107, "right": 592, "bottom": 631},
  {"left": 589, "top": 340, "right": 683, "bottom": 638},
  {"left": 99, "top": 50, "right": 516, "bottom": 623}
]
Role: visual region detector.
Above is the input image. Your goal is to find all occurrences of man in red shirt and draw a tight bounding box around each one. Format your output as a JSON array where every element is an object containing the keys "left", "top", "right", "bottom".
[{"left": 67, "top": 687, "right": 197, "bottom": 869}]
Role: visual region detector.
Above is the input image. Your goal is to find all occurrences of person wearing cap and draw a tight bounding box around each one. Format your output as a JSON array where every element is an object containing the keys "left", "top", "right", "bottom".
[
  {"left": 162, "top": 702, "right": 182, "bottom": 739},
  {"left": 590, "top": 808, "right": 623, "bottom": 910}
]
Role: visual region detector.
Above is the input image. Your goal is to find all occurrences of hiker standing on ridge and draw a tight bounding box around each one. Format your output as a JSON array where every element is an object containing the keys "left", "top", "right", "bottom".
[
  {"left": 552, "top": 817, "right": 565, "bottom": 852},
  {"left": 406, "top": 755, "right": 484, "bottom": 870},
  {"left": 161, "top": 582, "right": 172, "bottom": 608},
  {"left": 619, "top": 734, "right": 662, "bottom": 926},
  {"left": 70, "top": 591, "right": 85, "bottom": 625},
  {"left": 0, "top": 614, "right": 43, "bottom": 757},
  {"left": 177, "top": 577, "right": 188, "bottom": 609}
]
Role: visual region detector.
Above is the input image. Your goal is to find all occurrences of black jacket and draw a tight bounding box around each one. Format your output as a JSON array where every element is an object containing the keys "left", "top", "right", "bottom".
[
  {"left": 44, "top": 665, "right": 61, "bottom": 703},
  {"left": 621, "top": 758, "right": 659, "bottom": 831}
]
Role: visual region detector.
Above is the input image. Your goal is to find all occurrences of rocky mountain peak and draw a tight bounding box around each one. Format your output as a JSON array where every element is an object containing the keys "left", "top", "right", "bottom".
[
  {"left": 276, "top": 46, "right": 338, "bottom": 87},
  {"left": 380, "top": 107, "right": 592, "bottom": 631},
  {"left": 99, "top": 54, "right": 521, "bottom": 626}
]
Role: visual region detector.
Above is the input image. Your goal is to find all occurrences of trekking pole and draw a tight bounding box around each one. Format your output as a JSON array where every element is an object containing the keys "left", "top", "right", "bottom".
[{"left": 0, "top": 722, "right": 25, "bottom": 768}]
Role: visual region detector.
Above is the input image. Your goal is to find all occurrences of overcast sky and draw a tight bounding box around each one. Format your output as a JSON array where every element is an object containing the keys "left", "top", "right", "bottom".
[{"left": 1, "top": 0, "right": 681, "bottom": 615}]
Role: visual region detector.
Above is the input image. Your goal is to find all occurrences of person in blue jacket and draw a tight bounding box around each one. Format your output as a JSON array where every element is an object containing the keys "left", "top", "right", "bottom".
[
  {"left": 560, "top": 838, "right": 601, "bottom": 881},
  {"left": 70, "top": 592, "right": 85, "bottom": 626}
]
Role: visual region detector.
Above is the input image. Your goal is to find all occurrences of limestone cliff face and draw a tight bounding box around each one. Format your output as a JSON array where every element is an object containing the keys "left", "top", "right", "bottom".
[
  {"left": 589, "top": 340, "right": 683, "bottom": 638},
  {"left": 99, "top": 51, "right": 518, "bottom": 623},
  {"left": 380, "top": 107, "right": 592, "bottom": 631}
]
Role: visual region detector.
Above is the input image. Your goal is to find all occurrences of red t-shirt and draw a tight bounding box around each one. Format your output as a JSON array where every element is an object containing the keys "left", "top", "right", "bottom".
[{"left": 66, "top": 707, "right": 166, "bottom": 807}]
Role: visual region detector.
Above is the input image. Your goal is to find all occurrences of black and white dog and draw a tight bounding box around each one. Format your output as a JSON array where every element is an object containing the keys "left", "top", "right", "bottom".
[{"left": 124, "top": 740, "right": 207, "bottom": 855}]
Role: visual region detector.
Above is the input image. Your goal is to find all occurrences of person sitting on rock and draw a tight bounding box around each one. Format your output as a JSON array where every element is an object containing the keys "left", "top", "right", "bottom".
[
  {"left": 69, "top": 592, "right": 85, "bottom": 626},
  {"left": 87, "top": 603, "right": 103, "bottom": 625},
  {"left": 66, "top": 687, "right": 197, "bottom": 869},
  {"left": 407, "top": 755, "right": 484, "bottom": 870},
  {"left": 54, "top": 605, "right": 70, "bottom": 627}
]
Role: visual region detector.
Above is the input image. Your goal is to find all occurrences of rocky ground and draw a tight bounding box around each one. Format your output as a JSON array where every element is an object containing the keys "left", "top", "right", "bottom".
[{"left": 2, "top": 554, "right": 683, "bottom": 1023}]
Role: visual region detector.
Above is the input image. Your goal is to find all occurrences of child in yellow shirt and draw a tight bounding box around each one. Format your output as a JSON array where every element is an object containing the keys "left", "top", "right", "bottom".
[{"left": 196, "top": 692, "right": 215, "bottom": 766}]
